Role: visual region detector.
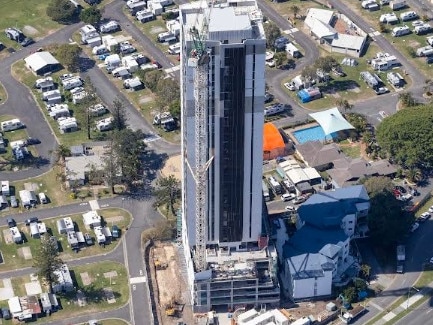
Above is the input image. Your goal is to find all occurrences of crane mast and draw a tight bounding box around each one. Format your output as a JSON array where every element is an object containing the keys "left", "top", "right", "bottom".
[{"left": 188, "top": 3, "right": 213, "bottom": 272}]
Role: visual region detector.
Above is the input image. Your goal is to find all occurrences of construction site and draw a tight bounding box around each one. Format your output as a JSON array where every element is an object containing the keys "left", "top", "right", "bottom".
[{"left": 148, "top": 241, "right": 194, "bottom": 325}]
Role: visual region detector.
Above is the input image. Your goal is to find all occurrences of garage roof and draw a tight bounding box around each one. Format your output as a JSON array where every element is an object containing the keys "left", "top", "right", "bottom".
[{"left": 24, "top": 52, "right": 59, "bottom": 72}]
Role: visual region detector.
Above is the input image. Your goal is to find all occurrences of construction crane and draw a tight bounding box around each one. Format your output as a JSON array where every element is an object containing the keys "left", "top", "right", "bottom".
[{"left": 186, "top": 1, "right": 214, "bottom": 272}]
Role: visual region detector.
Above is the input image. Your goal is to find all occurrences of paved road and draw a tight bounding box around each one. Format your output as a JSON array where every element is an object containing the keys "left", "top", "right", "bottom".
[{"left": 395, "top": 298, "right": 433, "bottom": 325}]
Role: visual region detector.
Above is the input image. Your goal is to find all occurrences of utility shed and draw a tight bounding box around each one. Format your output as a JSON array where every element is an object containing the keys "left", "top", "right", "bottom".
[{"left": 24, "top": 52, "right": 61, "bottom": 75}]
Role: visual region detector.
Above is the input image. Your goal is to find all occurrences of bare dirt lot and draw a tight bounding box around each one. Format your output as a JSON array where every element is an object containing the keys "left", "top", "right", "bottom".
[{"left": 150, "top": 241, "right": 194, "bottom": 325}]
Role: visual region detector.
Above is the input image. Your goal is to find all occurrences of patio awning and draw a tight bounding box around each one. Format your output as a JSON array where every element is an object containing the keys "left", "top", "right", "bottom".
[{"left": 309, "top": 107, "right": 355, "bottom": 135}]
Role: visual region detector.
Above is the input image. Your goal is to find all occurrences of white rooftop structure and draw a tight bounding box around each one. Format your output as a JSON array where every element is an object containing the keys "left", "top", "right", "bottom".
[
  {"left": 309, "top": 108, "right": 355, "bottom": 135},
  {"left": 331, "top": 33, "right": 366, "bottom": 51},
  {"left": 8, "top": 296, "right": 22, "bottom": 315},
  {"left": 82, "top": 211, "right": 102, "bottom": 228},
  {"left": 24, "top": 52, "right": 60, "bottom": 73}
]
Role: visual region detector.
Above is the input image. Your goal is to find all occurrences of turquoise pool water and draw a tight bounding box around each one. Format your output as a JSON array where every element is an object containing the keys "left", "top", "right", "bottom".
[{"left": 293, "top": 125, "right": 337, "bottom": 144}]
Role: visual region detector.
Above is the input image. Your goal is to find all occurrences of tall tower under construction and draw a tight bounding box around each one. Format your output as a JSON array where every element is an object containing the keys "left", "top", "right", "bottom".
[{"left": 180, "top": 0, "right": 280, "bottom": 312}]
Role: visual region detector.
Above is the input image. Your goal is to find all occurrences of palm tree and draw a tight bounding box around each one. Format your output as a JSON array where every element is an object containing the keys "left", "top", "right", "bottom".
[
  {"left": 406, "top": 167, "right": 422, "bottom": 184},
  {"left": 336, "top": 99, "right": 353, "bottom": 112},
  {"left": 153, "top": 175, "right": 181, "bottom": 216},
  {"left": 398, "top": 92, "right": 417, "bottom": 107},
  {"left": 51, "top": 144, "right": 71, "bottom": 165}
]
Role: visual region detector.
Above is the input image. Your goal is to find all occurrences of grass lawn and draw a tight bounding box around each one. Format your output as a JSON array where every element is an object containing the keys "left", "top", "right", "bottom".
[
  {"left": 0, "top": 82, "right": 6, "bottom": 104},
  {"left": 0, "top": 0, "right": 62, "bottom": 52},
  {"left": 0, "top": 261, "right": 129, "bottom": 324},
  {"left": 267, "top": 0, "right": 328, "bottom": 22},
  {"left": 0, "top": 208, "right": 131, "bottom": 271},
  {"left": 99, "top": 320, "right": 129, "bottom": 325},
  {"left": 339, "top": 142, "right": 361, "bottom": 158},
  {"left": 11, "top": 61, "right": 110, "bottom": 147},
  {"left": 342, "top": 0, "right": 432, "bottom": 77}
]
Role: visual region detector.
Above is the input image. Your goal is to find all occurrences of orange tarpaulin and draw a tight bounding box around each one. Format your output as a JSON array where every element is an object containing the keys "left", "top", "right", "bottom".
[{"left": 263, "top": 123, "right": 285, "bottom": 152}]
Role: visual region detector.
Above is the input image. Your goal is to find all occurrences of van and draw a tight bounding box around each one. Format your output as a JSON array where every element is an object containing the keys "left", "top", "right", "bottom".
[
  {"left": 168, "top": 42, "right": 181, "bottom": 55},
  {"left": 281, "top": 193, "right": 296, "bottom": 201},
  {"left": 157, "top": 32, "right": 175, "bottom": 43},
  {"left": 38, "top": 193, "right": 48, "bottom": 204}
]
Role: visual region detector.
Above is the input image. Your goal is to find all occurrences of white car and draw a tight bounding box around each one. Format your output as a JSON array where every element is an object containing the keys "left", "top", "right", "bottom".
[
  {"left": 266, "top": 60, "right": 275, "bottom": 67},
  {"left": 284, "top": 82, "right": 295, "bottom": 91},
  {"left": 285, "top": 205, "right": 297, "bottom": 212},
  {"left": 281, "top": 193, "right": 296, "bottom": 201},
  {"left": 375, "top": 87, "right": 389, "bottom": 95},
  {"left": 410, "top": 222, "right": 419, "bottom": 232},
  {"left": 430, "top": 257, "right": 433, "bottom": 264}
]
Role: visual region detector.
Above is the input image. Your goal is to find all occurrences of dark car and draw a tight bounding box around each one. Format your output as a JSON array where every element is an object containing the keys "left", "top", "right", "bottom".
[
  {"left": 1, "top": 308, "right": 11, "bottom": 320},
  {"left": 394, "top": 186, "right": 407, "bottom": 194},
  {"left": 25, "top": 217, "right": 39, "bottom": 226},
  {"left": 84, "top": 233, "right": 93, "bottom": 246},
  {"left": 26, "top": 137, "right": 41, "bottom": 146},
  {"left": 20, "top": 37, "right": 34, "bottom": 47},
  {"left": 7, "top": 218, "right": 16, "bottom": 228},
  {"left": 264, "top": 92, "right": 274, "bottom": 103}
]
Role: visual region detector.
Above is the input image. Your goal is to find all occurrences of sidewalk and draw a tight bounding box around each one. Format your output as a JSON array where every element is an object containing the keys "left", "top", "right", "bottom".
[{"left": 372, "top": 281, "right": 433, "bottom": 325}]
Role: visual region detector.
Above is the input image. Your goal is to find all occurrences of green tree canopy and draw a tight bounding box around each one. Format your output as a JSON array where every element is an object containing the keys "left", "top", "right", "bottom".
[
  {"left": 112, "top": 97, "right": 128, "bottom": 131},
  {"left": 263, "top": 21, "right": 281, "bottom": 49},
  {"left": 46, "top": 0, "right": 76, "bottom": 24},
  {"left": 376, "top": 104, "right": 433, "bottom": 168},
  {"left": 79, "top": 7, "right": 102, "bottom": 25},
  {"left": 34, "top": 234, "right": 64, "bottom": 293},
  {"left": 156, "top": 78, "right": 180, "bottom": 110},
  {"left": 54, "top": 44, "right": 82, "bottom": 72},
  {"left": 153, "top": 175, "right": 181, "bottom": 216},
  {"left": 361, "top": 176, "right": 413, "bottom": 248}
]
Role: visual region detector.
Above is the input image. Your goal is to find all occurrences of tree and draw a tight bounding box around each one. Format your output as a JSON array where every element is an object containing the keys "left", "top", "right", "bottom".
[
  {"left": 79, "top": 7, "right": 102, "bottom": 25},
  {"left": 102, "top": 143, "right": 118, "bottom": 194},
  {"left": 156, "top": 78, "right": 180, "bottom": 110},
  {"left": 263, "top": 21, "right": 281, "bottom": 49},
  {"left": 361, "top": 176, "right": 393, "bottom": 195},
  {"left": 378, "top": 22, "right": 387, "bottom": 33},
  {"left": 423, "top": 79, "right": 433, "bottom": 96},
  {"left": 301, "top": 66, "right": 317, "bottom": 84},
  {"left": 274, "top": 51, "right": 287, "bottom": 67},
  {"left": 342, "top": 286, "right": 357, "bottom": 304},
  {"left": 359, "top": 264, "right": 371, "bottom": 281},
  {"left": 54, "top": 44, "right": 82, "bottom": 72},
  {"left": 153, "top": 175, "right": 181, "bottom": 216},
  {"left": 315, "top": 56, "right": 338, "bottom": 73},
  {"left": 376, "top": 104, "right": 433, "bottom": 168},
  {"left": 290, "top": 5, "right": 300, "bottom": 19},
  {"left": 80, "top": 76, "right": 98, "bottom": 140},
  {"left": 398, "top": 92, "right": 417, "bottom": 107},
  {"left": 110, "top": 129, "right": 146, "bottom": 187},
  {"left": 52, "top": 144, "right": 71, "bottom": 164},
  {"left": 169, "top": 99, "right": 181, "bottom": 119},
  {"left": 336, "top": 99, "right": 353, "bottom": 112},
  {"left": 406, "top": 167, "right": 423, "bottom": 183},
  {"left": 46, "top": 0, "right": 76, "bottom": 24},
  {"left": 140, "top": 69, "right": 164, "bottom": 92},
  {"left": 34, "top": 234, "right": 64, "bottom": 293},
  {"left": 112, "top": 97, "right": 128, "bottom": 131}
]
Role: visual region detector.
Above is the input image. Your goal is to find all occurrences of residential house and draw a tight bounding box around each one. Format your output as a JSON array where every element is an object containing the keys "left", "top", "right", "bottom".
[
  {"left": 295, "top": 141, "right": 344, "bottom": 171},
  {"left": 327, "top": 157, "right": 397, "bottom": 187},
  {"left": 282, "top": 185, "right": 370, "bottom": 300},
  {"left": 304, "top": 8, "right": 367, "bottom": 57},
  {"left": 82, "top": 211, "right": 102, "bottom": 229},
  {"left": 52, "top": 264, "right": 74, "bottom": 293}
]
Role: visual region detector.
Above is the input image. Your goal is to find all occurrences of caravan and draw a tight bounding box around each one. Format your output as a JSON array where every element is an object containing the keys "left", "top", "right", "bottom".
[
  {"left": 168, "top": 42, "right": 181, "bottom": 55},
  {"left": 157, "top": 32, "right": 176, "bottom": 43},
  {"left": 1, "top": 119, "right": 24, "bottom": 132}
]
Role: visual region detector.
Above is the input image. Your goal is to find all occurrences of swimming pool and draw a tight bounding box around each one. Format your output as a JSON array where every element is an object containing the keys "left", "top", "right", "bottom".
[{"left": 292, "top": 125, "right": 337, "bottom": 144}]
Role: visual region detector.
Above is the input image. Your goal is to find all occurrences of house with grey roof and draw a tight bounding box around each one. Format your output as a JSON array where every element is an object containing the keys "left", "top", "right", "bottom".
[
  {"left": 282, "top": 185, "right": 370, "bottom": 300},
  {"left": 327, "top": 157, "right": 397, "bottom": 188},
  {"left": 295, "top": 141, "right": 344, "bottom": 171}
]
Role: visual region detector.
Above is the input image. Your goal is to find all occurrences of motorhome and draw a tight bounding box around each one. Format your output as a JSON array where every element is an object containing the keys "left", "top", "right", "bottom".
[
  {"left": 416, "top": 45, "right": 433, "bottom": 57},
  {"left": 100, "top": 21, "right": 120, "bottom": 33},
  {"left": 285, "top": 43, "right": 301, "bottom": 58},
  {"left": 400, "top": 11, "right": 419, "bottom": 22},
  {"left": 92, "top": 45, "right": 108, "bottom": 55},
  {"left": 168, "top": 42, "right": 181, "bottom": 55},
  {"left": 414, "top": 24, "right": 433, "bottom": 35},
  {"left": 157, "top": 32, "right": 176, "bottom": 43},
  {"left": 63, "top": 78, "right": 83, "bottom": 91},
  {"left": 268, "top": 176, "right": 282, "bottom": 195},
  {"left": 391, "top": 25, "right": 411, "bottom": 37},
  {"left": 264, "top": 104, "right": 285, "bottom": 117},
  {"left": 1, "top": 119, "right": 23, "bottom": 132},
  {"left": 380, "top": 13, "right": 399, "bottom": 24},
  {"left": 390, "top": 0, "right": 406, "bottom": 10},
  {"left": 136, "top": 10, "right": 155, "bottom": 23}
]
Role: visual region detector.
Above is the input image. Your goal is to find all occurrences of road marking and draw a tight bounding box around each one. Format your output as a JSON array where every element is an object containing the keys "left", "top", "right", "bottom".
[
  {"left": 89, "top": 200, "right": 100, "bottom": 210},
  {"left": 130, "top": 276, "right": 147, "bottom": 284},
  {"left": 369, "top": 301, "right": 385, "bottom": 311},
  {"left": 427, "top": 308, "right": 433, "bottom": 314},
  {"left": 143, "top": 134, "right": 161, "bottom": 143},
  {"left": 164, "top": 65, "right": 180, "bottom": 74}
]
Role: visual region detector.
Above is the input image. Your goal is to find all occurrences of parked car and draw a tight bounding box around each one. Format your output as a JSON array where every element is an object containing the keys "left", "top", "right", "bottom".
[
  {"left": 429, "top": 205, "right": 433, "bottom": 213},
  {"left": 394, "top": 185, "right": 407, "bottom": 193},
  {"left": 25, "top": 137, "right": 41, "bottom": 146},
  {"left": 9, "top": 196, "right": 18, "bottom": 208},
  {"left": 1, "top": 308, "right": 11, "bottom": 320},
  {"left": 285, "top": 205, "right": 297, "bottom": 212},
  {"left": 84, "top": 233, "right": 93, "bottom": 246},
  {"left": 284, "top": 82, "right": 296, "bottom": 91},
  {"left": 419, "top": 212, "right": 431, "bottom": 222},
  {"left": 375, "top": 87, "right": 389, "bottom": 95},
  {"left": 410, "top": 222, "right": 419, "bottom": 232},
  {"left": 293, "top": 195, "right": 308, "bottom": 205},
  {"left": 281, "top": 193, "right": 296, "bottom": 201},
  {"left": 25, "top": 217, "right": 38, "bottom": 226},
  {"left": 7, "top": 218, "right": 16, "bottom": 228},
  {"left": 264, "top": 92, "right": 274, "bottom": 103}
]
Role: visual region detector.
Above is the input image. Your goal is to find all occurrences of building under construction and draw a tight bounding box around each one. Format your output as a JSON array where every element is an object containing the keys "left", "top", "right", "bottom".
[{"left": 179, "top": 0, "right": 280, "bottom": 312}]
